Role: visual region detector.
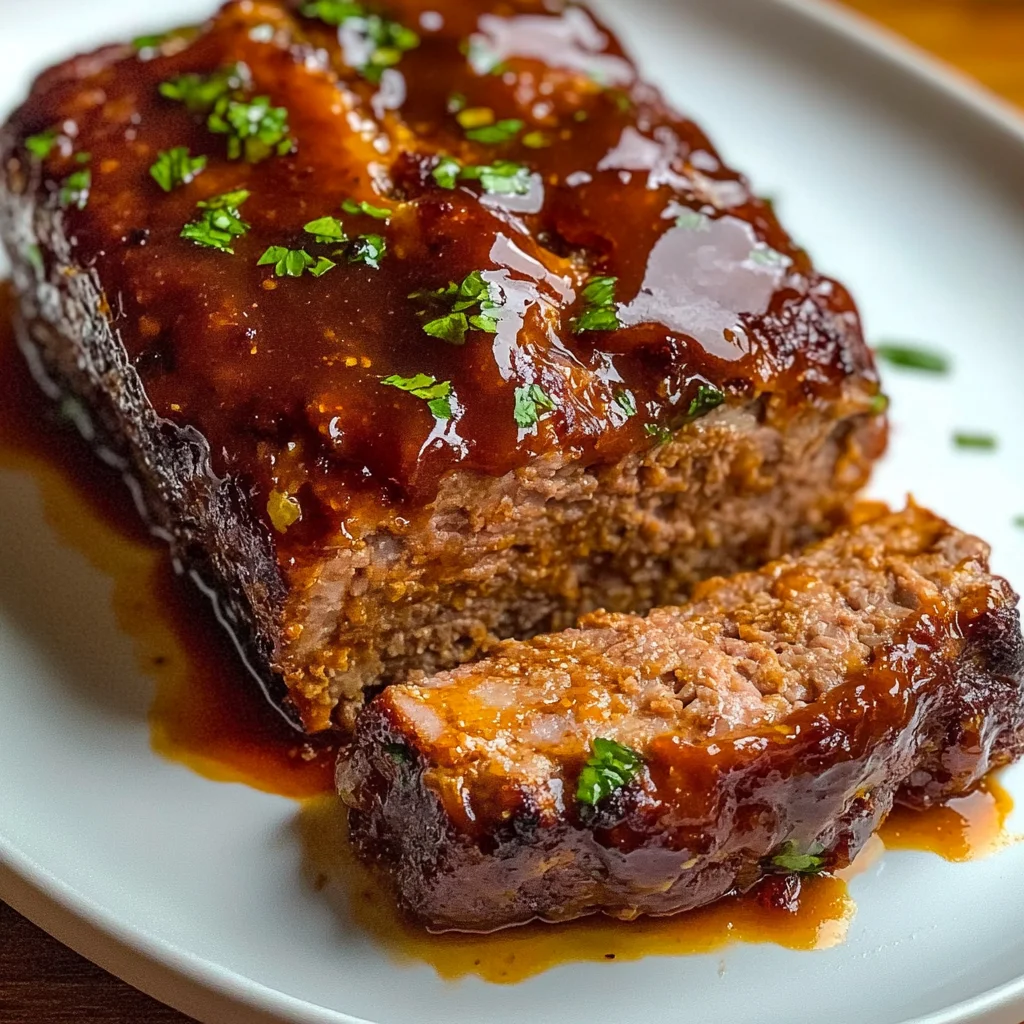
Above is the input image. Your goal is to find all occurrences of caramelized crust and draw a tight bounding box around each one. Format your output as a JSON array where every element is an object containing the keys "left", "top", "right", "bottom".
[
  {"left": 340, "top": 506, "right": 1024, "bottom": 931},
  {"left": 0, "top": 0, "right": 885, "bottom": 728}
]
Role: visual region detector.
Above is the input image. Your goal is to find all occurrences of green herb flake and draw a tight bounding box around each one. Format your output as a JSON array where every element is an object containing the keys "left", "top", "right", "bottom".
[
  {"left": 303, "top": 215, "right": 348, "bottom": 244},
  {"left": 149, "top": 147, "right": 207, "bottom": 192},
  {"left": 423, "top": 312, "right": 469, "bottom": 346},
  {"left": 207, "top": 94, "right": 293, "bottom": 163},
  {"left": 58, "top": 167, "right": 91, "bottom": 210},
  {"left": 302, "top": 5, "right": 419, "bottom": 81},
  {"left": 513, "top": 383, "right": 556, "bottom": 429},
  {"left": 870, "top": 392, "right": 890, "bottom": 415},
  {"left": 576, "top": 737, "right": 644, "bottom": 807},
  {"left": 465, "top": 118, "right": 524, "bottom": 144},
  {"left": 348, "top": 233, "right": 386, "bottom": 269},
  {"left": 381, "top": 373, "right": 453, "bottom": 420},
  {"left": 613, "top": 389, "right": 637, "bottom": 418},
  {"left": 180, "top": 189, "right": 250, "bottom": 253},
  {"left": 414, "top": 270, "right": 503, "bottom": 340},
  {"left": 25, "top": 129, "right": 58, "bottom": 160},
  {"left": 874, "top": 342, "right": 950, "bottom": 374},
  {"left": 341, "top": 198, "right": 391, "bottom": 220},
  {"left": 159, "top": 64, "right": 247, "bottom": 113},
  {"left": 573, "top": 275, "right": 620, "bottom": 333},
  {"left": 298, "top": 0, "right": 365, "bottom": 25},
  {"left": 687, "top": 383, "right": 725, "bottom": 419},
  {"left": 769, "top": 841, "right": 826, "bottom": 875},
  {"left": 431, "top": 157, "right": 531, "bottom": 195},
  {"left": 431, "top": 156, "right": 462, "bottom": 190},
  {"left": 1013, "top": 516, "right": 1024, "bottom": 529},
  {"left": 953, "top": 431, "right": 997, "bottom": 451},
  {"left": 644, "top": 423, "right": 672, "bottom": 445},
  {"left": 258, "top": 246, "right": 336, "bottom": 278},
  {"left": 462, "top": 160, "right": 532, "bottom": 196}
]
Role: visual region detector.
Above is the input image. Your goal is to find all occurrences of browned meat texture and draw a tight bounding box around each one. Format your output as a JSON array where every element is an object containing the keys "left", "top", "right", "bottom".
[
  {"left": 340, "top": 506, "right": 1024, "bottom": 932},
  {"left": 0, "top": 0, "right": 885, "bottom": 731}
]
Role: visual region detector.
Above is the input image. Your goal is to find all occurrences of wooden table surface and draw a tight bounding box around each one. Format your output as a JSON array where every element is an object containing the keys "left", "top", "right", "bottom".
[{"left": 3, "top": 2, "right": 1023, "bottom": 1021}]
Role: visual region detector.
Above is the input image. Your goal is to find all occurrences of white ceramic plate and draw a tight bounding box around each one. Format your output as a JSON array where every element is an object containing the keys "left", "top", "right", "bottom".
[{"left": 3, "top": 1, "right": 1024, "bottom": 1022}]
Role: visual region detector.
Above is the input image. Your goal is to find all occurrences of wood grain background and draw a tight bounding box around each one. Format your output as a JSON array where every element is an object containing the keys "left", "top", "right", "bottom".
[{"left": 2, "top": 1, "right": 1023, "bottom": 1021}]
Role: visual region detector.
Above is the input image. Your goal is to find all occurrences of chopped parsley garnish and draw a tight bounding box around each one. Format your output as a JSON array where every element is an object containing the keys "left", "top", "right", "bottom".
[
  {"left": 1014, "top": 516, "right": 1024, "bottom": 529},
  {"left": 341, "top": 197, "right": 391, "bottom": 220},
  {"left": 576, "top": 738, "right": 644, "bottom": 807},
  {"left": 422, "top": 313, "right": 471, "bottom": 345},
  {"left": 432, "top": 157, "right": 532, "bottom": 196},
  {"left": 258, "top": 246, "right": 335, "bottom": 278},
  {"left": 464, "top": 118, "right": 524, "bottom": 144},
  {"left": 348, "top": 233, "right": 386, "bottom": 269},
  {"left": 513, "top": 384, "right": 556, "bottom": 429},
  {"left": 25, "top": 129, "right": 58, "bottom": 160},
  {"left": 180, "top": 189, "right": 250, "bottom": 253},
  {"left": 159, "top": 64, "right": 247, "bottom": 113},
  {"left": 298, "top": 0, "right": 364, "bottom": 23},
  {"left": 414, "top": 269, "right": 503, "bottom": 343},
  {"left": 573, "top": 275, "right": 620, "bottom": 333},
  {"left": 133, "top": 27, "right": 192, "bottom": 58},
  {"left": 208, "top": 94, "right": 293, "bottom": 163},
  {"left": 299, "top": 2, "right": 419, "bottom": 82},
  {"left": 159, "top": 65, "right": 293, "bottom": 163},
  {"left": 953, "top": 431, "right": 997, "bottom": 450},
  {"left": 58, "top": 167, "right": 91, "bottom": 210},
  {"left": 431, "top": 157, "right": 462, "bottom": 190},
  {"left": 613, "top": 389, "right": 637, "bottom": 418},
  {"left": 870, "top": 392, "right": 890, "bottom": 415},
  {"left": 687, "top": 383, "right": 725, "bottom": 419},
  {"left": 381, "top": 373, "right": 453, "bottom": 420},
  {"left": 303, "top": 215, "right": 348, "bottom": 244},
  {"left": 644, "top": 423, "right": 672, "bottom": 445},
  {"left": 874, "top": 342, "right": 950, "bottom": 374},
  {"left": 149, "top": 147, "right": 207, "bottom": 192},
  {"left": 769, "top": 841, "right": 826, "bottom": 875}
]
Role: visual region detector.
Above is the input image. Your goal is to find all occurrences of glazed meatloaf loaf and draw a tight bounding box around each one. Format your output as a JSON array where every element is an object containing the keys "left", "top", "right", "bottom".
[
  {"left": 0, "top": 0, "right": 886, "bottom": 731},
  {"left": 340, "top": 505, "right": 1024, "bottom": 932}
]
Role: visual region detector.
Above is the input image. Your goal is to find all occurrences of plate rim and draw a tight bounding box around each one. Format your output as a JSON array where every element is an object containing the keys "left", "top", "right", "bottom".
[{"left": 3, "top": 2, "right": 1024, "bottom": 1022}]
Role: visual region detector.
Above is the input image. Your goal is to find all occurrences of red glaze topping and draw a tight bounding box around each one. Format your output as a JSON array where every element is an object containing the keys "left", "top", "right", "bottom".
[{"left": 3, "top": 0, "right": 878, "bottom": 546}]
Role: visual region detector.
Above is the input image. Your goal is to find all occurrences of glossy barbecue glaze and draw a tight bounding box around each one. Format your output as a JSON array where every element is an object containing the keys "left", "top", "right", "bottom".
[
  {"left": 0, "top": 0, "right": 878, "bottom": 544},
  {"left": 341, "top": 508, "right": 1024, "bottom": 931}
]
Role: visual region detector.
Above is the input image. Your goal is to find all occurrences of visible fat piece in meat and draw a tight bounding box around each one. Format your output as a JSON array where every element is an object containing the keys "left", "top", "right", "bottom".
[
  {"left": 0, "top": 0, "right": 885, "bottom": 732},
  {"left": 339, "top": 506, "right": 1024, "bottom": 932}
]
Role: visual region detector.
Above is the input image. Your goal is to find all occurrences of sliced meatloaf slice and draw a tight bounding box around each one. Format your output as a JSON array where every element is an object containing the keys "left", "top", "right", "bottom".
[
  {"left": 0, "top": 0, "right": 885, "bottom": 732},
  {"left": 339, "top": 505, "right": 1024, "bottom": 932}
]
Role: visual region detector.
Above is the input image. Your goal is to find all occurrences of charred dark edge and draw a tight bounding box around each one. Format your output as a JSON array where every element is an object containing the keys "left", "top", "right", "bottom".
[
  {"left": 0, "top": 136, "right": 300, "bottom": 729},
  {"left": 11, "top": 302, "right": 303, "bottom": 730},
  {"left": 340, "top": 600, "right": 1024, "bottom": 933}
]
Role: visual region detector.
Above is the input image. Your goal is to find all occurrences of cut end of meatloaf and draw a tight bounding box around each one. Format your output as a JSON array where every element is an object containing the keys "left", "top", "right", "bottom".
[
  {"left": 339, "top": 504, "right": 1024, "bottom": 932},
  {"left": 0, "top": 0, "right": 885, "bottom": 733}
]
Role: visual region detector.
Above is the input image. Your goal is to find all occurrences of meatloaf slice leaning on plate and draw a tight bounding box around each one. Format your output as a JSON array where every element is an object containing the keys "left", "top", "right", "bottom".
[
  {"left": 339, "top": 505, "right": 1024, "bottom": 932},
  {"left": 0, "top": 0, "right": 886, "bottom": 731}
]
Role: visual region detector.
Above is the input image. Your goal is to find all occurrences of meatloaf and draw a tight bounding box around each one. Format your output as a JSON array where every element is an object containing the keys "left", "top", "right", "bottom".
[
  {"left": 340, "top": 505, "right": 1024, "bottom": 932},
  {"left": 0, "top": 0, "right": 886, "bottom": 732}
]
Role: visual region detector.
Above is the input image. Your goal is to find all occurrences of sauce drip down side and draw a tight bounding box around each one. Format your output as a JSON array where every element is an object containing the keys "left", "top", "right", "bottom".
[{"left": 0, "top": 283, "right": 337, "bottom": 798}]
